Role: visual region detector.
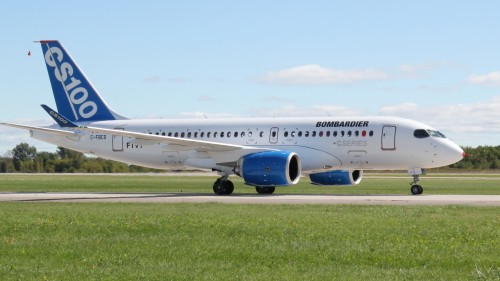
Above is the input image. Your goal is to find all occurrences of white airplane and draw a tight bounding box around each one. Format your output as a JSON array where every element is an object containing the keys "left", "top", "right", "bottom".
[{"left": 2, "top": 40, "right": 464, "bottom": 195}]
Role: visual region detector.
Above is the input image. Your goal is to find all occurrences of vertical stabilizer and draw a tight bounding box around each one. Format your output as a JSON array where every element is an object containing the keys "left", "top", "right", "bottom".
[{"left": 38, "top": 40, "right": 126, "bottom": 122}]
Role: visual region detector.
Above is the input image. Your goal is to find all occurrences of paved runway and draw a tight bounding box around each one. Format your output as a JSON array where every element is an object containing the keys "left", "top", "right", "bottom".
[{"left": 1, "top": 192, "right": 499, "bottom": 206}]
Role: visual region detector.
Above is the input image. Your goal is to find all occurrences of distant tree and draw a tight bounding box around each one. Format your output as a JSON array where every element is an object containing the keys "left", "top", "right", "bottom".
[
  {"left": 12, "top": 143, "right": 37, "bottom": 171},
  {"left": 0, "top": 160, "right": 7, "bottom": 173},
  {"left": 57, "top": 147, "right": 84, "bottom": 160}
]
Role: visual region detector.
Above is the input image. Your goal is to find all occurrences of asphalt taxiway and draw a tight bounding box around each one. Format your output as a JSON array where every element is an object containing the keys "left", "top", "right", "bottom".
[{"left": 1, "top": 193, "right": 499, "bottom": 206}]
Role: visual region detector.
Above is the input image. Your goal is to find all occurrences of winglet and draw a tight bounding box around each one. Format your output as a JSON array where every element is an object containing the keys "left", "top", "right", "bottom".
[{"left": 41, "top": 104, "right": 78, "bottom": 128}]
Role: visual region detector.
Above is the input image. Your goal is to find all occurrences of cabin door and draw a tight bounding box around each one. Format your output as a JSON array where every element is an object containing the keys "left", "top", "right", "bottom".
[{"left": 381, "top": 126, "right": 396, "bottom": 150}]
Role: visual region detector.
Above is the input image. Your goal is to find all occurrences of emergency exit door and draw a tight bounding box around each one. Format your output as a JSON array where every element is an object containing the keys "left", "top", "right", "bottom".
[{"left": 112, "top": 128, "right": 124, "bottom": 151}]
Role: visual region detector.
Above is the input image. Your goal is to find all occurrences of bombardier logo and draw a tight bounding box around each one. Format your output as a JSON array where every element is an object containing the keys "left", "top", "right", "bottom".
[
  {"left": 316, "top": 121, "right": 369, "bottom": 128},
  {"left": 45, "top": 46, "right": 98, "bottom": 120}
]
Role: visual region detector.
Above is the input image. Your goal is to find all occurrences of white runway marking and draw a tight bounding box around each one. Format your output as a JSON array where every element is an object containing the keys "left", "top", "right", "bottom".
[{"left": 1, "top": 193, "right": 499, "bottom": 206}]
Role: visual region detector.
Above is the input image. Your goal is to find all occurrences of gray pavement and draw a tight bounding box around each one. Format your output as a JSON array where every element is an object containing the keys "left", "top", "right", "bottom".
[{"left": 1, "top": 193, "right": 499, "bottom": 206}]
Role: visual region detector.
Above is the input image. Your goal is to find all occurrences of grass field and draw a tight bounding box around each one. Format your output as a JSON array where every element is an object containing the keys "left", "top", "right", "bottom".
[
  {"left": 0, "top": 173, "right": 499, "bottom": 195},
  {"left": 0, "top": 174, "right": 499, "bottom": 280}
]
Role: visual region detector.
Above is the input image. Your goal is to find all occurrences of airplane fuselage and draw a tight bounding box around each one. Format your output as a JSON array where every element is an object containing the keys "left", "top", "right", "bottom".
[{"left": 32, "top": 116, "right": 463, "bottom": 176}]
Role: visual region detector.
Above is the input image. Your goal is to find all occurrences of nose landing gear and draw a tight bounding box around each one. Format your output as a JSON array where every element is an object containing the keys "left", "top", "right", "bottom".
[{"left": 408, "top": 168, "right": 425, "bottom": 195}]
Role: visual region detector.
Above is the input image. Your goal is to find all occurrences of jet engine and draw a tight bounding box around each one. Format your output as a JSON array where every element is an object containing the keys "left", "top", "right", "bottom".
[
  {"left": 239, "top": 151, "right": 301, "bottom": 186},
  {"left": 309, "top": 170, "right": 363, "bottom": 186}
]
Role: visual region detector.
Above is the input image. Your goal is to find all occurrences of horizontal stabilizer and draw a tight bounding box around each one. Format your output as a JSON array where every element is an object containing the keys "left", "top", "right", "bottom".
[
  {"left": 0, "top": 122, "right": 78, "bottom": 137},
  {"left": 41, "top": 104, "right": 78, "bottom": 128}
]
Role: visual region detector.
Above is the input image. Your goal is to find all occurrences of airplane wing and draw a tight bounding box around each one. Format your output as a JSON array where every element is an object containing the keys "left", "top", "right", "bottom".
[
  {"left": 81, "top": 125, "right": 268, "bottom": 151},
  {"left": 39, "top": 104, "right": 260, "bottom": 153},
  {"left": 0, "top": 122, "right": 78, "bottom": 137},
  {"left": 3, "top": 105, "right": 274, "bottom": 165},
  {"left": 79, "top": 126, "right": 273, "bottom": 165}
]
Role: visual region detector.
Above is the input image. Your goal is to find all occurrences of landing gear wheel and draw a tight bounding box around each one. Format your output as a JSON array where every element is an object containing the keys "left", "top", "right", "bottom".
[
  {"left": 255, "top": 186, "right": 275, "bottom": 195},
  {"left": 213, "top": 179, "right": 234, "bottom": 195},
  {"left": 411, "top": 185, "right": 423, "bottom": 195}
]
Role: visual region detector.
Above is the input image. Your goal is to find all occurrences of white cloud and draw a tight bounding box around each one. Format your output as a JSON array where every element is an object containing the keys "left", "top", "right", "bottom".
[
  {"left": 258, "top": 64, "right": 389, "bottom": 85},
  {"left": 142, "top": 76, "right": 162, "bottom": 83},
  {"left": 466, "top": 71, "right": 500, "bottom": 86},
  {"left": 248, "top": 104, "right": 364, "bottom": 118},
  {"left": 378, "top": 97, "right": 500, "bottom": 136},
  {"left": 398, "top": 62, "right": 451, "bottom": 78},
  {"left": 198, "top": 95, "right": 216, "bottom": 102}
]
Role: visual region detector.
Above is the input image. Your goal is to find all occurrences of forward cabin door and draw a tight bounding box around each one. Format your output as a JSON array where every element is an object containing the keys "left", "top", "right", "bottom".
[{"left": 381, "top": 125, "right": 396, "bottom": 150}]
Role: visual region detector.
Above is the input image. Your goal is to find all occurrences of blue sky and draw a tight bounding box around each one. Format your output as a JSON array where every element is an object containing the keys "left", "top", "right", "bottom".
[{"left": 1, "top": 1, "right": 500, "bottom": 154}]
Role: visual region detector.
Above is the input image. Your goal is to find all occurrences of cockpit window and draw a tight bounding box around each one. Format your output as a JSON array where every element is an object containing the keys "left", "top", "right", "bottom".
[
  {"left": 427, "top": 130, "right": 446, "bottom": 138},
  {"left": 414, "top": 129, "right": 446, "bottom": 139},
  {"left": 414, "top": 129, "right": 430, "bottom": 138}
]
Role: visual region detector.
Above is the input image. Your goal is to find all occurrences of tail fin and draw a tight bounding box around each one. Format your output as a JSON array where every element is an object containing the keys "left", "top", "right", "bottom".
[{"left": 38, "top": 40, "right": 126, "bottom": 122}]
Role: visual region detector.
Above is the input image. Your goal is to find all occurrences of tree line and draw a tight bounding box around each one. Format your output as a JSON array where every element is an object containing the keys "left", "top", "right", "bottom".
[
  {"left": 0, "top": 143, "right": 159, "bottom": 173},
  {"left": 0, "top": 143, "right": 499, "bottom": 173}
]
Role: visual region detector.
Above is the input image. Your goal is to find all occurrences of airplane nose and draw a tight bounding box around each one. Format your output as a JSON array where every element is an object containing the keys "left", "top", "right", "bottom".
[{"left": 440, "top": 141, "right": 464, "bottom": 165}]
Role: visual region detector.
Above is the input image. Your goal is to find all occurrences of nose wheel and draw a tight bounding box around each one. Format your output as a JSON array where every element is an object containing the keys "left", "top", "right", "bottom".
[
  {"left": 408, "top": 168, "right": 425, "bottom": 195},
  {"left": 410, "top": 184, "right": 423, "bottom": 195},
  {"left": 410, "top": 174, "right": 424, "bottom": 195}
]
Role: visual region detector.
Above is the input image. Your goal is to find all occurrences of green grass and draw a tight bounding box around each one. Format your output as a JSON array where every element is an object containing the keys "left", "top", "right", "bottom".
[
  {"left": 0, "top": 203, "right": 499, "bottom": 280},
  {"left": 0, "top": 174, "right": 499, "bottom": 280},
  {"left": 0, "top": 173, "right": 500, "bottom": 195}
]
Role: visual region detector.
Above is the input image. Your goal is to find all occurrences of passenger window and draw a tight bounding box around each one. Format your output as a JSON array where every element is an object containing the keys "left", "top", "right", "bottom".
[
  {"left": 291, "top": 131, "right": 296, "bottom": 137},
  {"left": 305, "top": 131, "right": 309, "bottom": 137},
  {"left": 207, "top": 132, "right": 211, "bottom": 138},
  {"left": 174, "top": 132, "right": 179, "bottom": 137},
  {"left": 214, "top": 132, "right": 218, "bottom": 138},
  {"left": 341, "top": 131, "right": 345, "bottom": 137},
  {"left": 234, "top": 132, "right": 238, "bottom": 137},
  {"left": 221, "top": 132, "right": 225, "bottom": 138},
  {"left": 333, "top": 131, "right": 337, "bottom": 137},
  {"left": 201, "top": 132, "right": 205, "bottom": 138},
  {"left": 241, "top": 132, "right": 245, "bottom": 137},
  {"left": 161, "top": 132, "right": 166, "bottom": 136},
  {"left": 312, "top": 131, "right": 316, "bottom": 137},
  {"left": 319, "top": 131, "right": 323, "bottom": 137},
  {"left": 298, "top": 131, "right": 302, "bottom": 137},
  {"left": 326, "top": 131, "right": 330, "bottom": 137},
  {"left": 181, "top": 132, "right": 185, "bottom": 138},
  {"left": 187, "top": 132, "right": 192, "bottom": 138},
  {"left": 369, "top": 131, "right": 374, "bottom": 137},
  {"left": 347, "top": 131, "right": 352, "bottom": 137},
  {"left": 227, "top": 132, "right": 231, "bottom": 137},
  {"left": 284, "top": 131, "right": 289, "bottom": 137},
  {"left": 414, "top": 129, "right": 430, "bottom": 138},
  {"left": 168, "top": 132, "right": 172, "bottom": 137},
  {"left": 272, "top": 131, "right": 276, "bottom": 137},
  {"left": 194, "top": 132, "right": 198, "bottom": 138},
  {"left": 355, "top": 131, "right": 359, "bottom": 137},
  {"left": 260, "top": 131, "right": 264, "bottom": 138}
]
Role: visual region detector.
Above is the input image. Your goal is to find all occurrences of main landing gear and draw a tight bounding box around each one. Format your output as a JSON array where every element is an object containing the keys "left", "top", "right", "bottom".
[
  {"left": 212, "top": 176, "right": 234, "bottom": 195},
  {"left": 212, "top": 176, "right": 277, "bottom": 196},
  {"left": 255, "top": 186, "right": 275, "bottom": 195},
  {"left": 409, "top": 168, "right": 425, "bottom": 195}
]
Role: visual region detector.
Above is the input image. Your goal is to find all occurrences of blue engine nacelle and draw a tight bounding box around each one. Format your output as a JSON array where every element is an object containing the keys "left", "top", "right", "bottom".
[
  {"left": 309, "top": 170, "right": 363, "bottom": 186},
  {"left": 239, "top": 151, "right": 301, "bottom": 187}
]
